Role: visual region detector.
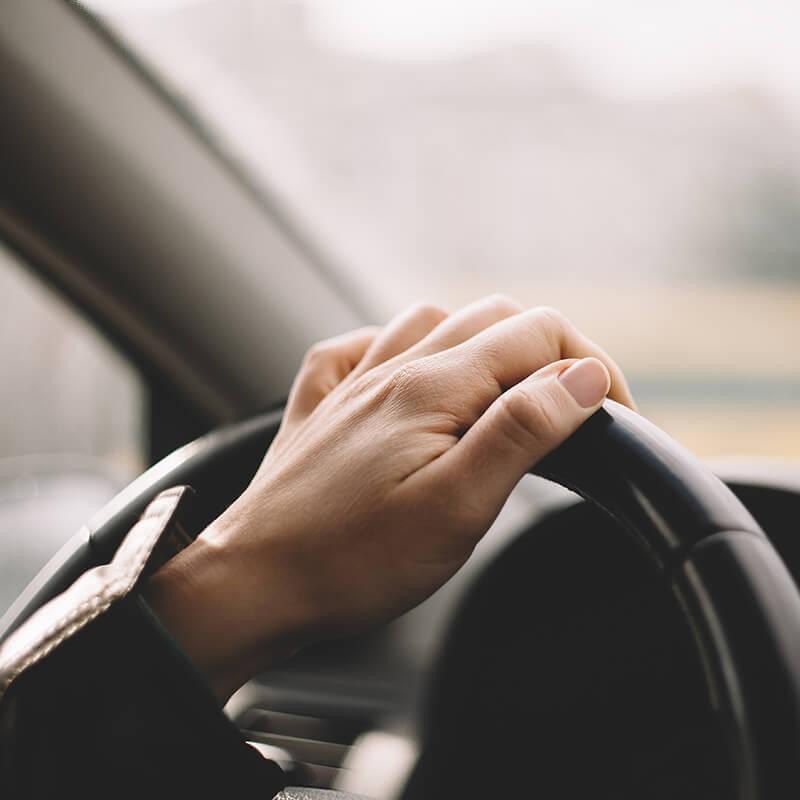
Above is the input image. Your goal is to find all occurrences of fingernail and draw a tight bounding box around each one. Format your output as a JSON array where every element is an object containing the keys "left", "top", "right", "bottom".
[{"left": 558, "top": 358, "right": 610, "bottom": 408}]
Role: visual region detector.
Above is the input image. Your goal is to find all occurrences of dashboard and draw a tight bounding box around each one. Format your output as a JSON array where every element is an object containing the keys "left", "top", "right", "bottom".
[{"left": 227, "top": 464, "right": 800, "bottom": 797}]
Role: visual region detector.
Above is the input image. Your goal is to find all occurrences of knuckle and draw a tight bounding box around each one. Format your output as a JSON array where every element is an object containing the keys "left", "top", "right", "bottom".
[
  {"left": 530, "top": 305, "right": 569, "bottom": 352},
  {"left": 303, "top": 340, "right": 334, "bottom": 367},
  {"left": 408, "top": 301, "right": 448, "bottom": 326},
  {"left": 497, "top": 388, "right": 560, "bottom": 450},
  {"left": 472, "top": 341, "right": 504, "bottom": 386},
  {"left": 384, "top": 360, "right": 435, "bottom": 406},
  {"left": 485, "top": 293, "right": 523, "bottom": 317},
  {"left": 532, "top": 305, "right": 567, "bottom": 329}
]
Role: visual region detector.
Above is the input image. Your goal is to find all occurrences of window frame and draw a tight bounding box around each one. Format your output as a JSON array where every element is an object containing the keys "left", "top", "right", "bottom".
[{"left": 0, "top": 0, "right": 367, "bottom": 460}]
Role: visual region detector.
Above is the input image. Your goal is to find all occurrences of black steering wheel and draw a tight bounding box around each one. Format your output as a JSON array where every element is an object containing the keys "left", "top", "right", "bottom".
[{"left": 2, "top": 401, "right": 800, "bottom": 799}]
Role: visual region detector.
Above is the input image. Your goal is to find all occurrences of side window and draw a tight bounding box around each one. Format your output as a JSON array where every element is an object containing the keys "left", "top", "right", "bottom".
[{"left": 0, "top": 243, "right": 145, "bottom": 614}]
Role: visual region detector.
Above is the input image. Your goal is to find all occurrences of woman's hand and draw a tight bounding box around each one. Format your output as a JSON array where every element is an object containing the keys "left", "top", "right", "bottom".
[{"left": 145, "top": 296, "right": 634, "bottom": 700}]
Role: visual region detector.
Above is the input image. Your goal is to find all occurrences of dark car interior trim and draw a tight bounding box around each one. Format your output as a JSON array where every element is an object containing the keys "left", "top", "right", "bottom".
[
  {"left": 4, "top": 401, "right": 800, "bottom": 798},
  {"left": 0, "top": 0, "right": 366, "bottom": 428}
]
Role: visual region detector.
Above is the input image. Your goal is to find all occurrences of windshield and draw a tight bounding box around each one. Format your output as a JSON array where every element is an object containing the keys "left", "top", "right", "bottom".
[{"left": 83, "top": 0, "right": 800, "bottom": 460}]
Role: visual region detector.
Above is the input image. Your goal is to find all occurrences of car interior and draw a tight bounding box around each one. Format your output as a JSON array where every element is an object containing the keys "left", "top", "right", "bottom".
[{"left": 2, "top": 2, "right": 800, "bottom": 799}]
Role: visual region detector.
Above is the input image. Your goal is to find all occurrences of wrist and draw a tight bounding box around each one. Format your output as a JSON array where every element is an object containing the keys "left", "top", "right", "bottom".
[{"left": 143, "top": 500, "right": 309, "bottom": 702}]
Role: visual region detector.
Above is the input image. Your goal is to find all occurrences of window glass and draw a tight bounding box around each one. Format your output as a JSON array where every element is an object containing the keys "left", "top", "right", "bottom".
[
  {"left": 0, "top": 244, "right": 144, "bottom": 614},
  {"left": 85, "top": 0, "right": 800, "bottom": 459}
]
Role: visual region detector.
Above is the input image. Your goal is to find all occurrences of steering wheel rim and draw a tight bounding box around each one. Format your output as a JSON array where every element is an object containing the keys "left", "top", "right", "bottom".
[
  {"left": 533, "top": 401, "right": 800, "bottom": 799},
  {"left": 2, "top": 401, "right": 800, "bottom": 798}
]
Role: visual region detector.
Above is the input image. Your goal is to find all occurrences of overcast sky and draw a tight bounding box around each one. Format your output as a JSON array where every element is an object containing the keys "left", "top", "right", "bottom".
[{"left": 84, "top": 0, "right": 800, "bottom": 101}]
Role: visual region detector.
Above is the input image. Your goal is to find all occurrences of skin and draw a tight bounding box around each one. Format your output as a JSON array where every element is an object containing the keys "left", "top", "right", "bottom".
[{"left": 145, "top": 295, "right": 635, "bottom": 701}]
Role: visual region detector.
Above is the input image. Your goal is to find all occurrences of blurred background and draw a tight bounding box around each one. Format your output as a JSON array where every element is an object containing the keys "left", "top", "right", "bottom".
[{"left": 2, "top": 0, "right": 799, "bottom": 609}]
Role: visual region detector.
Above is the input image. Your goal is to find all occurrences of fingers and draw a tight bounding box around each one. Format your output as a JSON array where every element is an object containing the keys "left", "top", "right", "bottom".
[
  {"left": 349, "top": 302, "right": 448, "bottom": 379},
  {"left": 433, "top": 357, "right": 610, "bottom": 526},
  {"left": 288, "top": 302, "right": 633, "bottom": 441},
  {"left": 286, "top": 301, "right": 449, "bottom": 427},
  {"left": 451, "top": 306, "right": 634, "bottom": 414},
  {"left": 285, "top": 327, "right": 379, "bottom": 423},
  {"left": 381, "top": 294, "right": 523, "bottom": 368}
]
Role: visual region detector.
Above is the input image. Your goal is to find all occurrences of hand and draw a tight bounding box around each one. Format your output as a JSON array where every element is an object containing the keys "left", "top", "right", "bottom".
[{"left": 145, "top": 296, "right": 634, "bottom": 700}]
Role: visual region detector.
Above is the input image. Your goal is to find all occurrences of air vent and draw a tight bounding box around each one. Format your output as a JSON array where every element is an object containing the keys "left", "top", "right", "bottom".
[{"left": 233, "top": 700, "right": 373, "bottom": 788}]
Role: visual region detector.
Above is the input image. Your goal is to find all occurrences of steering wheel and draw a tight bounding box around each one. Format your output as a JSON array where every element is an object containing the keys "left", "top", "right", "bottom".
[{"left": 2, "top": 401, "right": 800, "bottom": 799}]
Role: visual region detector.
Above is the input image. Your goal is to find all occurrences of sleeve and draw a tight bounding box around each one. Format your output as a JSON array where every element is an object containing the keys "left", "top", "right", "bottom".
[{"left": 0, "top": 487, "right": 286, "bottom": 800}]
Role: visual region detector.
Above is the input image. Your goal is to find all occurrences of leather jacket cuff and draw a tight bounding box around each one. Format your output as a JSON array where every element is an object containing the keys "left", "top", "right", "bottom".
[
  {"left": 0, "top": 486, "right": 194, "bottom": 699},
  {"left": 0, "top": 487, "right": 286, "bottom": 798}
]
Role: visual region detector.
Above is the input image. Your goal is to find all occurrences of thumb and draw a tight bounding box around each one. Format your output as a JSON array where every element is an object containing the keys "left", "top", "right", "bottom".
[{"left": 441, "top": 357, "right": 610, "bottom": 522}]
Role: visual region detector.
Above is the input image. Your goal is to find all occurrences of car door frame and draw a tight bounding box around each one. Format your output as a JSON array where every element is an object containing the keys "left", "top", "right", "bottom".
[{"left": 0, "top": 0, "right": 368, "bottom": 459}]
